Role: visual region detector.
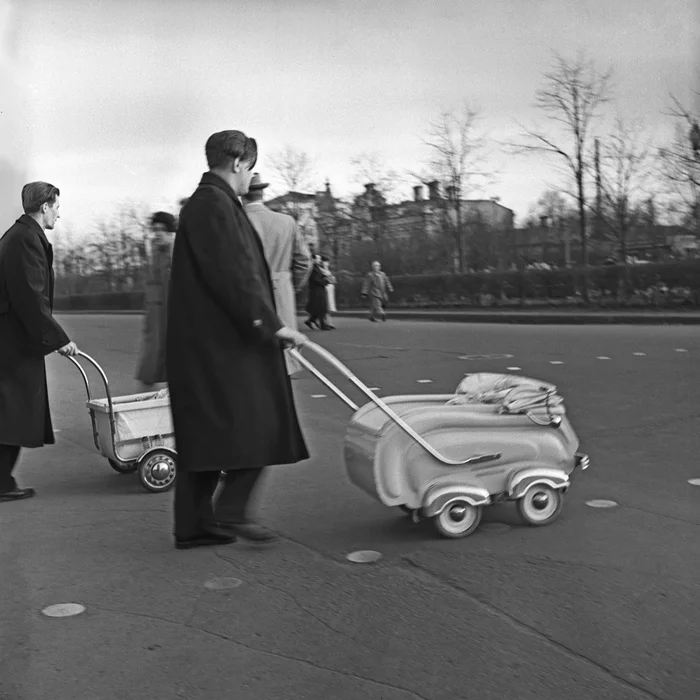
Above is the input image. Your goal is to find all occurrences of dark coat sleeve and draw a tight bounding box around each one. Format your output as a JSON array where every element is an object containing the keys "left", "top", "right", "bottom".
[
  {"left": 183, "top": 189, "right": 283, "bottom": 344},
  {"left": 4, "top": 233, "right": 69, "bottom": 354}
]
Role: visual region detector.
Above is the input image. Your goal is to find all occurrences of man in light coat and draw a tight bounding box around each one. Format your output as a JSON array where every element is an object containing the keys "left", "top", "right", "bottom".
[
  {"left": 361, "top": 260, "right": 394, "bottom": 322},
  {"left": 243, "top": 174, "right": 312, "bottom": 374}
]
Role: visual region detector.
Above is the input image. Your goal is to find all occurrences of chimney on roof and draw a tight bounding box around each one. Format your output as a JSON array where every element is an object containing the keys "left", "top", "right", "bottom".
[
  {"left": 364, "top": 183, "right": 376, "bottom": 193},
  {"left": 413, "top": 185, "right": 424, "bottom": 201},
  {"left": 427, "top": 180, "right": 441, "bottom": 200},
  {"left": 445, "top": 184, "right": 458, "bottom": 200}
]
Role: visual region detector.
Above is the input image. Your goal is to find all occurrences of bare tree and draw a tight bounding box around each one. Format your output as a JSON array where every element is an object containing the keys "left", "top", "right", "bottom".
[
  {"left": 350, "top": 152, "right": 403, "bottom": 203},
  {"left": 513, "top": 52, "right": 613, "bottom": 299},
  {"left": 657, "top": 93, "right": 700, "bottom": 233},
  {"left": 597, "top": 118, "right": 655, "bottom": 274},
  {"left": 419, "top": 103, "right": 493, "bottom": 273},
  {"left": 267, "top": 146, "right": 316, "bottom": 193}
]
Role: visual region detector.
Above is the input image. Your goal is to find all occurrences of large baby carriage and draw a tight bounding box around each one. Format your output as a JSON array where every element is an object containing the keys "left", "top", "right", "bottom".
[{"left": 290, "top": 342, "right": 589, "bottom": 538}]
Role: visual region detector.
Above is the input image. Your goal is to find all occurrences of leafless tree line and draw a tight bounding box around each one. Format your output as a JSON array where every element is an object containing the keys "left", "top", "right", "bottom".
[{"left": 54, "top": 52, "right": 699, "bottom": 293}]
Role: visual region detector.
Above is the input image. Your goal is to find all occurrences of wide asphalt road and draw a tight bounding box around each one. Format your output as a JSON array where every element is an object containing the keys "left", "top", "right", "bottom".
[{"left": 1, "top": 314, "right": 698, "bottom": 700}]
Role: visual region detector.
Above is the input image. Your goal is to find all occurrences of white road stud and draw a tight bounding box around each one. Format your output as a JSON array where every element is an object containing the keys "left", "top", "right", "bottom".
[
  {"left": 311, "top": 394, "right": 327, "bottom": 398},
  {"left": 41, "top": 603, "right": 86, "bottom": 618},
  {"left": 346, "top": 550, "right": 382, "bottom": 563},
  {"left": 416, "top": 379, "right": 433, "bottom": 384},
  {"left": 585, "top": 499, "right": 618, "bottom": 508}
]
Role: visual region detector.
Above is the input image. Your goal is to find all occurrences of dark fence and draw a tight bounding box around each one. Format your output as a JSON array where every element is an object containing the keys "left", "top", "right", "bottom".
[{"left": 54, "top": 261, "right": 700, "bottom": 312}]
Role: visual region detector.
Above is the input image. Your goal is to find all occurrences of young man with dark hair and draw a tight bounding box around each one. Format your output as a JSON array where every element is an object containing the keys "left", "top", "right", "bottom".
[
  {"left": 166, "top": 130, "right": 310, "bottom": 550},
  {"left": 0, "top": 181, "right": 79, "bottom": 502}
]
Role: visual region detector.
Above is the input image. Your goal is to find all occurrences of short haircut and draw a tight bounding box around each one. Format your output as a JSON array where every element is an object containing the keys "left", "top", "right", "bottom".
[
  {"left": 22, "top": 182, "right": 60, "bottom": 215},
  {"left": 150, "top": 211, "right": 177, "bottom": 232},
  {"left": 205, "top": 130, "right": 258, "bottom": 170}
]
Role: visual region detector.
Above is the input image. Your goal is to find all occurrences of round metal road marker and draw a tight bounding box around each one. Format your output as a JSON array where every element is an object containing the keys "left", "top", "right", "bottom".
[
  {"left": 204, "top": 577, "right": 243, "bottom": 590},
  {"left": 675, "top": 348, "right": 688, "bottom": 353},
  {"left": 585, "top": 499, "right": 618, "bottom": 508},
  {"left": 506, "top": 366, "right": 522, "bottom": 371},
  {"left": 367, "top": 387, "right": 381, "bottom": 391},
  {"left": 633, "top": 352, "right": 646, "bottom": 356},
  {"left": 549, "top": 361, "right": 564, "bottom": 365},
  {"left": 687, "top": 478, "right": 700, "bottom": 486},
  {"left": 596, "top": 356, "right": 611, "bottom": 360},
  {"left": 416, "top": 379, "right": 433, "bottom": 384},
  {"left": 41, "top": 603, "right": 86, "bottom": 618},
  {"left": 346, "top": 550, "right": 382, "bottom": 563},
  {"left": 310, "top": 394, "right": 327, "bottom": 398}
]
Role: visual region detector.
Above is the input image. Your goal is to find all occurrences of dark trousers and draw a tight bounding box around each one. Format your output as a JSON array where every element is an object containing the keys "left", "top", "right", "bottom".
[
  {"left": 174, "top": 467, "right": 265, "bottom": 539},
  {"left": 0, "top": 444, "right": 21, "bottom": 493}
]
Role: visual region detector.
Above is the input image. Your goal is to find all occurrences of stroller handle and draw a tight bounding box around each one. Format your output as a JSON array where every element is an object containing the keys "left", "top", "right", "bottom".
[{"left": 289, "top": 341, "right": 502, "bottom": 468}]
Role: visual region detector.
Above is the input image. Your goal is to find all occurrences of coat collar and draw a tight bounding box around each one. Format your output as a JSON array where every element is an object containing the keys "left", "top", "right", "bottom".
[
  {"left": 243, "top": 202, "right": 266, "bottom": 211},
  {"left": 18, "top": 214, "right": 51, "bottom": 249},
  {"left": 198, "top": 172, "right": 242, "bottom": 208}
]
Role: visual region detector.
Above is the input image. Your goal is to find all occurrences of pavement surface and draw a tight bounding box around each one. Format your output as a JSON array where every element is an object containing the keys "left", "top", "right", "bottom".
[{"left": 1, "top": 315, "right": 699, "bottom": 700}]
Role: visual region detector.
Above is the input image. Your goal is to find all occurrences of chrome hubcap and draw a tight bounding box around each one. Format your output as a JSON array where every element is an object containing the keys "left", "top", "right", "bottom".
[
  {"left": 449, "top": 504, "right": 467, "bottom": 522},
  {"left": 532, "top": 492, "right": 550, "bottom": 510}
]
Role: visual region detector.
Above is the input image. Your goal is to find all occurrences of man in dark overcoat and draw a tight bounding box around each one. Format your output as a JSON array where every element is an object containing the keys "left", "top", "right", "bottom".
[
  {"left": 166, "top": 130, "right": 309, "bottom": 550},
  {"left": 0, "top": 182, "right": 79, "bottom": 502}
]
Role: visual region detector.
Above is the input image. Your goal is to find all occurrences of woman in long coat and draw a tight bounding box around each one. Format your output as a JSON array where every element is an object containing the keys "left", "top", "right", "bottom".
[
  {"left": 166, "top": 130, "right": 309, "bottom": 549},
  {"left": 304, "top": 254, "right": 330, "bottom": 330},
  {"left": 136, "top": 211, "right": 176, "bottom": 390}
]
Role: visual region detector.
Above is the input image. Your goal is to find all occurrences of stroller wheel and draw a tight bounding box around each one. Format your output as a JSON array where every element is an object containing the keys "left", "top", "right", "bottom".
[
  {"left": 517, "top": 485, "right": 563, "bottom": 526},
  {"left": 434, "top": 501, "right": 482, "bottom": 538},
  {"left": 138, "top": 450, "right": 177, "bottom": 493}
]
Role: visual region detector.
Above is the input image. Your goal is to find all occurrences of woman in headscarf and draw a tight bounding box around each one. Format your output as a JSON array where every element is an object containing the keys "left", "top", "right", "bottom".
[{"left": 136, "top": 211, "right": 176, "bottom": 390}]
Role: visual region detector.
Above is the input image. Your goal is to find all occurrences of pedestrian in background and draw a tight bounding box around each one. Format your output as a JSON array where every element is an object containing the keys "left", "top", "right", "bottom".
[
  {"left": 243, "top": 173, "right": 312, "bottom": 375},
  {"left": 361, "top": 260, "right": 393, "bottom": 322},
  {"left": 304, "top": 253, "right": 332, "bottom": 330},
  {"left": 0, "top": 182, "right": 79, "bottom": 502},
  {"left": 136, "top": 211, "right": 176, "bottom": 391},
  {"left": 321, "top": 254, "right": 336, "bottom": 329},
  {"left": 166, "top": 130, "right": 309, "bottom": 550}
]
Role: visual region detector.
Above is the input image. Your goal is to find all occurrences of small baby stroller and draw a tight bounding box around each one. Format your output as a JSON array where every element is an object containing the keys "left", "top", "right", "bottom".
[
  {"left": 66, "top": 352, "right": 177, "bottom": 493},
  {"left": 290, "top": 343, "right": 589, "bottom": 538}
]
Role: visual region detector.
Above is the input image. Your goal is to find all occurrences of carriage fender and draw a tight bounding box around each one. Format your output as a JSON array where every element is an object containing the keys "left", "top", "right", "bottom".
[
  {"left": 139, "top": 445, "right": 177, "bottom": 463},
  {"left": 508, "top": 467, "right": 570, "bottom": 500},
  {"left": 422, "top": 483, "right": 491, "bottom": 518}
]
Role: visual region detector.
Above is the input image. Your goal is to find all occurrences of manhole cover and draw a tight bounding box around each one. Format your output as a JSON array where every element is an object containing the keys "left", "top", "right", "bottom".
[
  {"left": 346, "top": 550, "right": 382, "bottom": 563},
  {"left": 204, "top": 577, "right": 243, "bottom": 590},
  {"left": 585, "top": 499, "right": 618, "bottom": 508},
  {"left": 41, "top": 603, "right": 86, "bottom": 618}
]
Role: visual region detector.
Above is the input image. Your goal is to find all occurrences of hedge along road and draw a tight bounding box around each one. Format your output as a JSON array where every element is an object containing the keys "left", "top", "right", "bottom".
[{"left": 1, "top": 313, "right": 698, "bottom": 700}]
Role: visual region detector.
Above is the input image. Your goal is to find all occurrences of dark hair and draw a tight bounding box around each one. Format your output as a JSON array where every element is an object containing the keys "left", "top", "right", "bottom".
[
  {"left": 22, "top": 182, "right": 60, "bottom": 215},
  {"left": 205, "top": 130, "right": 258, "bottom": 170},
  {"left": 321, "top": 254, "right": 330, "bottom": 262},
  {"left": 150, "top": 211, "right": 177, "bottom": 233}
]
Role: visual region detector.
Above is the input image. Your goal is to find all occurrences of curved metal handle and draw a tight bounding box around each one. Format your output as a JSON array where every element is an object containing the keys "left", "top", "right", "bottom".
[
  {"left": 289, "top": 341, "right": 500, "bottom": 467},
  {"left": 64, "top": 351, "right": 126, "bottom": 460}
]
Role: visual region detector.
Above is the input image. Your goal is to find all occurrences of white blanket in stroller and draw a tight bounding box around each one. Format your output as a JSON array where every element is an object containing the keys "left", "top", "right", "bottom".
[{"left": 447, "top": 373, "right": 565, "bottom": 424}]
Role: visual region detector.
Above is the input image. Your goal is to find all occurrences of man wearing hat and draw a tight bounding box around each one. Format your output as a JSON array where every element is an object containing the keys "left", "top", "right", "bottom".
[{"left": 243, "top": 174, "right": 312, "bottom": 375}]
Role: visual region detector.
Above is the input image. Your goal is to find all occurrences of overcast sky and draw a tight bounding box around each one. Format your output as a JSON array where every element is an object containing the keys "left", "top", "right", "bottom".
[{"left": 1, "top": 0, "right": 698, "bottom": 238}]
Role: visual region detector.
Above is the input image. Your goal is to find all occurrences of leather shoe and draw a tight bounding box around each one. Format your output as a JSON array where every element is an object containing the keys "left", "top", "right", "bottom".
[
  {"left": 0, "top": 487, "right": 36, "bottom": 502},
  {"left": 175, "top": 532, "right": 236, "bottom": 550},
  {"left": 225, "top": 523, "right": 278, "bottom": 543}
]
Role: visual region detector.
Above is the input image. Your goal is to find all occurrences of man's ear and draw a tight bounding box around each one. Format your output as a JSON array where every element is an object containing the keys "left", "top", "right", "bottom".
[{"left": 232, "top": 157, "right": 242, "bottom": 173}]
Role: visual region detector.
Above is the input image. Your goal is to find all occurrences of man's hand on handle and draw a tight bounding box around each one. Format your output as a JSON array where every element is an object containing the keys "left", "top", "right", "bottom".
[
  {"left": 57, "top": 341, "right": 79, "bottom": 357},
  {"left": 274, "top": 327, "right": 308, "bottom": 349}
]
